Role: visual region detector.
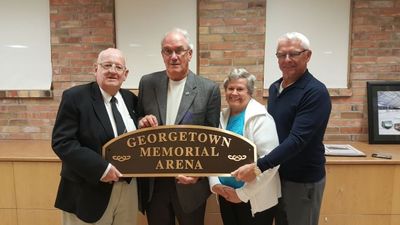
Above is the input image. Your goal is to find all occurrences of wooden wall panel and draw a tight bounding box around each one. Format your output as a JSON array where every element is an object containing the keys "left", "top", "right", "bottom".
[
  {"left": 319, "top": 214, "right": 400, "bottom": 225},
  {"left": 0, "top": 209, "right": 17, "bottom": 225},
  {"left": 0, "top": 163, "right": 16, "bottom": 208},
  {"left": 322, "top": 164, "right": 395, "bottom": 214},
  {"left": 13, "top": 162, "right": 60, "bottom": 209},
  {"left": 392, "top": 166, "right": 400, "bottom": 214},
  {"left": 17, "top": 209, "right": 61, "bottom": 225}
]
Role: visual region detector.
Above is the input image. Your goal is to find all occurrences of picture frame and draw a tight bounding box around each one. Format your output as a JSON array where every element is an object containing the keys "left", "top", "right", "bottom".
[{"left": 367, "top": 81, "right": 400, "bottom": 144}]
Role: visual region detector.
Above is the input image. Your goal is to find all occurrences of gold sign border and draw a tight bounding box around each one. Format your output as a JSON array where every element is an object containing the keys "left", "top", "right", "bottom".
[{"left": 102, "top": 125, "right": 257, "bottom": 177}]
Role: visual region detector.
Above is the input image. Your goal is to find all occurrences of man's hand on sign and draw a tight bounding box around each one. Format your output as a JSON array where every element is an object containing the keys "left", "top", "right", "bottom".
[
  {"left": 231, "top": 163, "right": 258, "bottom": 183},
  {"left": 138, "top": 114, "right": 158, "bottom": 128},
  {"left": 100, "top": 164, "right": 122, "bottom": 183},
  {"left": 176, "top": 175, "right": 199, "bottom": 184}
]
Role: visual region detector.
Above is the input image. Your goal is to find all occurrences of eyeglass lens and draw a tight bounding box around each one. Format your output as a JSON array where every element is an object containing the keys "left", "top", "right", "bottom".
[
  {"left": 162, "top": 48, "right": 189, "bottom": 56},
  {"left": 99, "top": 63, "right": 125, "bottom": 73}
]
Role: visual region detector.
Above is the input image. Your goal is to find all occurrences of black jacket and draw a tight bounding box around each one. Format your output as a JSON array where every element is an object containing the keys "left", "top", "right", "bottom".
[{"left": 52, "top": 82, "right": 138, "bottom": 223}]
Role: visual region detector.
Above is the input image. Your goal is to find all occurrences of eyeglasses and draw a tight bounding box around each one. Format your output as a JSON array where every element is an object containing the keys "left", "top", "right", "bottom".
[
  {"left": 275, "top": 50, "right": 308, "bottom": 60},
  {"left": 161, "top": 47, "right": 190, "bottom": 57},
  {"left": 98, "top": 62, "right": 126, "bottom": 74}
]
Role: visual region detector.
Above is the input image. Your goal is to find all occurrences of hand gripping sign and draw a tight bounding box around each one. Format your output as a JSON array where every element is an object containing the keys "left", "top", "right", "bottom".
[{"left": 102, "top": 125, "right": 256, "bottom": 177}]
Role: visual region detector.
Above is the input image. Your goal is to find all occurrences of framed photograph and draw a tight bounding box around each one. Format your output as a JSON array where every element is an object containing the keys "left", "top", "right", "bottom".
[{"left": 367, "top": 81, "right": 400, "bottom": 144}]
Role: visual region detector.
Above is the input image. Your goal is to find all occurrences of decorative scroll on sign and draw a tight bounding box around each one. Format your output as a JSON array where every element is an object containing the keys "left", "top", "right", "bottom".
[{"left": 102, "top": 125, "right": 256, "bottom": 177}]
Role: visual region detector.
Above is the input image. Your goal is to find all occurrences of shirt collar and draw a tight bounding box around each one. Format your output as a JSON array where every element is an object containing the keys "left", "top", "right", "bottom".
[{"left": 99, "top": 87, "right": 121, "bottom": 103}]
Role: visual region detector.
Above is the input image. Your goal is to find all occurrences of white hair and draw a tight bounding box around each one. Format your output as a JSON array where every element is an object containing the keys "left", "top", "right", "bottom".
[
  {"left": 277, "top": 32, "right": 311, "bottom": 50},
  {"left": 223, "top": 68, "right": 256, "bottom": 96},
  {"left": 161, "top": 28, "right": 194, "bottom": 50}
]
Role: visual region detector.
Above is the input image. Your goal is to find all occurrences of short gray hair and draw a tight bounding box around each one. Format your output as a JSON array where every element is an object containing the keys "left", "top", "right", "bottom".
[
  {"left": 223, "top": 68, "right": 256, "bottom": 96},
  {"left": 161, "top": 28, "right": 194, "bottom": 50},
  {"left": 277, "top": 32, "right": 311, "bottom": 50}
]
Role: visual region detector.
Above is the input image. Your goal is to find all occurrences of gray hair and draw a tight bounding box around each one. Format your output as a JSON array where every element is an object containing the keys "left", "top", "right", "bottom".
[
  {"left": 161, "top": 28, "right": 194, "bottom": 50},
  {"left": 277, "top": 32, "right": 311, "bottom": 50},
  {"left": 223, "top": 68, "right": 256, "bottom": 96}
]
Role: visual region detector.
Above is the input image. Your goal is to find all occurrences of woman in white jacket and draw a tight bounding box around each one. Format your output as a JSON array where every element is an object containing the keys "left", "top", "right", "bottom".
[{"left": 209, "top": 68, "right": 280, "bottom": 225}]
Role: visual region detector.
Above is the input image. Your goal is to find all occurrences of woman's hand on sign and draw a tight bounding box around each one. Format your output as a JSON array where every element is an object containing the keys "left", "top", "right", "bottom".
[
  {"left": 223, "top": 186, "right": 241, "bottom": 203},
  {"left": 212, "top": 184, "right": 229, "bottom": 199},
  {"left": 212, "top": 184, "right": 225, "bottom": 197},
  {"left": 138, "top": 114, "right": 158, "bottom": 128}
]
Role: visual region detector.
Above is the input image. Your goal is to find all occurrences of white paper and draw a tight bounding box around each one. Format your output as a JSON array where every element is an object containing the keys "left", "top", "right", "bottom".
[{"left": 324, "top": 144, "right": 366, "bottom": 157}]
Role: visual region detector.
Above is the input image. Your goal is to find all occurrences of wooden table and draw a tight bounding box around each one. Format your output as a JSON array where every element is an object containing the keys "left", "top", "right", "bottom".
[
  {"left": 321, "top": 142, "right": 400, "bottom": 225},
  {"left": 1, "top": 140, "right": 399, "bottom": 225}
]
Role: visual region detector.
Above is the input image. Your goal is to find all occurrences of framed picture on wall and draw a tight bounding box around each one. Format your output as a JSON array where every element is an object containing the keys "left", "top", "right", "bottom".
[{"left": 367, "top": 81, "right": 400, "bottom": 144}]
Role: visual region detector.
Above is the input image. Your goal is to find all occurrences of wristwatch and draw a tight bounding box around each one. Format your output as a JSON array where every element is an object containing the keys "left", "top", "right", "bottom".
[{"left": 254, "top": 164, "right": 262, "bottom": 176}]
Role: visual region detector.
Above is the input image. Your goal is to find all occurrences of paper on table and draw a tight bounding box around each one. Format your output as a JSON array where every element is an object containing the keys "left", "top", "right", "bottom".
[{"left": 324, "top": 144, "right": 366, "bottom": 157}]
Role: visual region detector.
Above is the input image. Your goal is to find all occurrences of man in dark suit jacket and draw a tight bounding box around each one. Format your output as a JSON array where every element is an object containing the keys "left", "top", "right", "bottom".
[
  {"left": 52, "top": 48, "right": 139, "bottom": 225},
  {"left": 137, "top": 28, "right": 221, "bottom": 225}
]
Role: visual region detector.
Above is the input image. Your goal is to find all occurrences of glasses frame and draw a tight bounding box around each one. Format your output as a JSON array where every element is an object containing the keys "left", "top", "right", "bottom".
[
  {"left": 97, "top": 62, "right": 127, "bottom": 74},
  {"left": 275, "top": 49, "right": 308, "bottom": 60},
  {"left": 161, "top": 48, "right": 191, "bottom": 57}
]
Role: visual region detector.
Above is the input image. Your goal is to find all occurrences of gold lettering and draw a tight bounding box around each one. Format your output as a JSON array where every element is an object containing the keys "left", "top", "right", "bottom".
[
  {"left": 126, "top": 131, "right": 231, "bottom": 149},
  {"left": 188, "top": 132, "right": 196, "bottom": 141},
  {"left": 173, "top": 160, "right": 201, "bottom": 169},
  {"left": 195, "top": 147, "right": 201, "bottom": 156},
  {"left": 137, "top": 135, "right": 146, "bottom": 146},
  {"left": 222, "top": 137, "right": 231, "bottom": 147},
  {"left": 185, "top": 147, "right": 194, "bottom": 156},
  {"left": 155, "top": 160, "right": 164, "bottom": 169},
  {"left": 200, "top": 147, "right": 209, "bottom": 156},
  {"left": 154, "top": 160, "right": 204, "bottom": 170},
  {"left": 153, "top": 147, "right": 161, "bottom": 156},
  {"left": 179, "top": 132, "right": 187, "bottom": 141},
  {"left": 168, "top": 132, "right": 177, "bottom": 141},
  {"left": 198, "top": 133, "right": 207, "bottom": 143},
  {"left": 161, "top": 147, "right": 174, "bottom": 156},
  {"left": 140, "top": 147, "right": 151, "bottom": 157},
  {"left": 186, "top": 160, "right": 193, "bottom": 169},
  {"left": 176, "top": 160, "right": 183, "bottom": 169},
  {"left": 194, "top": 160, "right": 203, "bottom": 169},
  {"left": 208, "top": 134, "right": 221, "bottom": 145},
  {"left": 166, "top": 160, "right": 174, "bottom": 169},
  {"left": 210, "top": 146, "right": 219, "bottom": 156},
  {"left": 175, "top": 147, "right": 184, "bottom": 156},
  {"left": 147, "top": 133, "right": 157, "bottom": 144},
  {"left": 158, "top": 132, "right": 167, "bottom": 142},
  {"left": 140, "top": 146, "right": 220, "bottom": 157},
  {"left": 126, "top": 137, "right": 136, "bottom": 148}
]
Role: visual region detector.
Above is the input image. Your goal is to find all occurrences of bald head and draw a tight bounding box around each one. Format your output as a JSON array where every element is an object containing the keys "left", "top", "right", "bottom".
[{"left": 97, "top": 48, "right": 127, "bottom": 65}]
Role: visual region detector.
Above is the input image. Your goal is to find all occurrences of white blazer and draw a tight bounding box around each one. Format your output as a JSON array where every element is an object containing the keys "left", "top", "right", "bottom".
[{"left": 209, "top": 98, "right": 281, "bottom": 215}]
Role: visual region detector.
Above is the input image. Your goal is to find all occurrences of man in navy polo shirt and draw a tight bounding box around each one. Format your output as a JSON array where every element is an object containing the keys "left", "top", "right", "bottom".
[{"left": 233, "top": 32, "right": 331, "bottom": 225}]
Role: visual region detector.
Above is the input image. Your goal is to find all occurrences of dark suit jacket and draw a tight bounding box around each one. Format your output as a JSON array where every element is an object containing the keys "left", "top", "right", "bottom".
[
  {"left": 137, "top": 70, "right": 221, "bottom": 214},
  {"left": 52, "top": 82, "right": 138, "bottom": 223}
]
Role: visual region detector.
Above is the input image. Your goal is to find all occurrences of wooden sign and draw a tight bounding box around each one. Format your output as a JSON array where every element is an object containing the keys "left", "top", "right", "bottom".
[{"left": 102, "top": 125, "right": 256, "bottom": 177}]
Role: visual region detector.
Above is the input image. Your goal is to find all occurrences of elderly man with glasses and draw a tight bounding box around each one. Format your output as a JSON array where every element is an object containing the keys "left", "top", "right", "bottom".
[
  {"left": 233, "top": 32, "right": 332, "bottom": 225},
  {"left": 136, "top": 28, "right": 221, "bottom": 225},
  {"left": 52, "top": 48, "right": 139, "bottom": 225}
]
